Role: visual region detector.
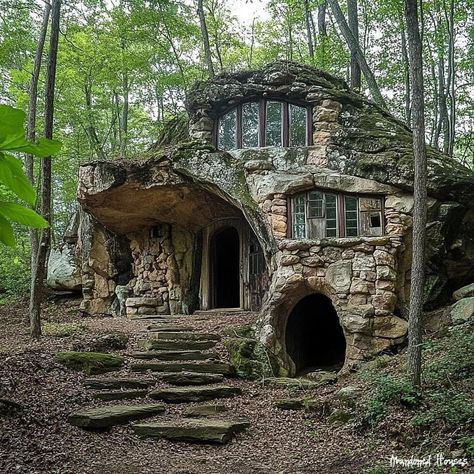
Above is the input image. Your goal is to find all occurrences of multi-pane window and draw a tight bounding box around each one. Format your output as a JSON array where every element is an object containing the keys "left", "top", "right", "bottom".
[
  {"left": 217, "top": 99, "right": 310, "bottom": 150},
  {"left": 290, "top": 191, "right": 383, "bottom": 239}
]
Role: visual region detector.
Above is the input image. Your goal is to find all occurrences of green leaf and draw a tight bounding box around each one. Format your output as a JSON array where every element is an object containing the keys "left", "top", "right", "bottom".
[
  {"left": 9, "top": 137, "right": 62, "bottom": 157},
  {"left": 0, "top": 201, "right": 49, "bottom": 228},
  {"left": 0, "top": 152, "right": 36, "bottom": 204},
  {"left": 0, "top": 213, "right": 15, "bottom": 246},
  {"left": 0, "top": 105, "right": 26, "bottom": 149}
]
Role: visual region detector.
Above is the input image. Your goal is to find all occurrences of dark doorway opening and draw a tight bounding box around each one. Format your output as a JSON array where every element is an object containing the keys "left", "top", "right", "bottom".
[
  {"left": 285, "top": 293, "right": 346, "bottom": 375},
  {"left": 210, "top": 227, "right": 240, "bottom": 308}
]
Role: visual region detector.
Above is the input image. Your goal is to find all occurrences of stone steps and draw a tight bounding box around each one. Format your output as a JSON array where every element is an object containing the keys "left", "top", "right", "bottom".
[
  {"left": 183, "top": 404, "right": 227, "bottom": 418},
  {"left": 146, "top": 332, "right": 221, "bottom": 341},
  {"left": 132, "top": 418, "right": 250, "bottom": 444},
  {"left": 84, "top": 378, "right": 152, "bottom": 390},
  {"left": 156, "top": 371, "right": 224, "bottom": 386},
  {"left": 140, "top": 339, "right": 217, "bottom": 351},
  {"left": 69, "top": 404, "right": 164, "bottom": 429},
  {"left": 128, "top": 350, "right": 217, "bottom": 361},
  {"left": 130, "top": 361, "right": 234, "bottom": 375},
  {"left": 91, "top": 389, "right": 149, "bottom": 401},
  {"left": 146, "top": 325, "right": 194, "bottom": 332},
  {"left": 149, "top": 385, "right": 241, "bottom": 403}
]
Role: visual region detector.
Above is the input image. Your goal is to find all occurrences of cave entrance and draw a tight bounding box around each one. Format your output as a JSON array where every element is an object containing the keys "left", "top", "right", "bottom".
[
  {"left": 285, "top": 293, "right": 346, "bottom": 375},
  {"left": 210, "top": 226, "right": 241, "bottom": 309}
]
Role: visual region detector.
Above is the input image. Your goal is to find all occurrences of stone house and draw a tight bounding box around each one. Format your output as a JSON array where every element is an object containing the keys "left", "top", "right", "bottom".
[{"left": 74, "top": 61, "right": 474, "bottom": 376}]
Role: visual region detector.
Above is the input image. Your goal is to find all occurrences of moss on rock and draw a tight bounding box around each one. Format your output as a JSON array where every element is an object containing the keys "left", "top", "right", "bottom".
[{"left": 55, "top": 351, "right": 124, "bottom": 375}]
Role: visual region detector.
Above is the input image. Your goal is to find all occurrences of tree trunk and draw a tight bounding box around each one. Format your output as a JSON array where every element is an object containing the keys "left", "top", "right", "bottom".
[
  {"left": 84, "top": 74, "right": 107, "bottom": 160},
  {"left": 327, "top": 0, "right": 387, "bottom": 108},
  {"left": 405, "top": 0, "right": 427, "bottom": 388},
  {"left": 24, "top": 1, "right": 50, "bottom": 325},
  {"left": 29, "top": 0, "right": 61, "bottom": 339},
  {"left": 318, "top": 0, "right": 327, "bottom": 36},
  {"left": 444, "top": 0, "right": 455, "bottom": 156},
  {"left": 347, "top": 0, "right": 361, "bottom": 90},
  {"left": 304, "top": 0, "right": 315, "bottom": 61},
  {"left": 400, "top": 24, "right": 411, "bottom": 126},
  {"left": 197, "top": 0, "right": 215, "bottom": 77}
]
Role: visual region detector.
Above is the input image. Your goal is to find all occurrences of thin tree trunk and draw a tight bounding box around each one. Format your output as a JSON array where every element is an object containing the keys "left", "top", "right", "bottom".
[
  {"left": 318, "top": 0, "right": 327, "bottom": 36},
  {"left": 304, "top": 0, "right": 315, "bottom": 61},
  {"left": 444, "top": 0, "right": 455, "bottom": 156},
  {"left": 24, "top": 1, "right": 50, "bottom": 325},
  {"left": 327, "top": 0, "right": 387, "bottom": 108},
  {"left": 120, "top": 71, "right": 129, "bottom": 158},
  {"left": 248, "top": 17, "right": 255, "bottom": 68},
  {"left": 405, "top": 0, "right": 427, "bottom": 388},
  {"left": 197, "top": 0, "right": 215, "bottom": 77},
  {"left": 400, "top": 24, "right": 411, "bottom": 126},
  {"left": 29, "top": 0, "right": 61, "bottom": 339},
  {"left": 84, "top": 74, "right": 107, "bottom": 160},
  {"left": 347, "top": 0, "right": 361, "bottom": 90}
]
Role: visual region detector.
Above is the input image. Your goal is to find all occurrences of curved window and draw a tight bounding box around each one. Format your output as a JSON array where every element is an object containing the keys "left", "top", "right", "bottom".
[
  {"left": 217, "top": 99, "right": 311, "bottom": 151},
  {"left": 290, "top": 191, "right": 383, "bottom": 239}
]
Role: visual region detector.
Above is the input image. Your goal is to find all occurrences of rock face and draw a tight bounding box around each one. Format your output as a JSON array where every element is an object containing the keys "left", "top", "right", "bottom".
[
  {"left": 46, "top": 246, "right": 82, "bottom": 291},
  {"left": 73, "top": 61, "right": 474, "bottom": 374}
]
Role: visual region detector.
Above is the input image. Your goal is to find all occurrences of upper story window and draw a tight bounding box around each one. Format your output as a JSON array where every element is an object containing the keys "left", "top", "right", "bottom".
[
  {"left": 290, "top": 190, "right": 383, "bottom": 239},
  {"left": 217, "top": 99, "right": 312, "bottom": 151}
]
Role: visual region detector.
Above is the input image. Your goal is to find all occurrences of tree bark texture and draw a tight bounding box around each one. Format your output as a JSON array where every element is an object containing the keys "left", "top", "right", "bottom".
[
  {"left": 197, "top": 0, "right": 215, "bottom": 77},
  {"left": 347, "top": 0, "right": 361, "bottom": 90}
]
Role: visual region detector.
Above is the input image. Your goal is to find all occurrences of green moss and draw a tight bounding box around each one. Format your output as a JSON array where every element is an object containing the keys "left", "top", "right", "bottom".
[
  {"left": 43, "top": 322, "right": 83, "bottom": 338},
  {"left": 55, "top": 351, "right": 125, "bottom": 375},
  {"left": 224, "top": 336, "right": 278, "bottom": 380}
]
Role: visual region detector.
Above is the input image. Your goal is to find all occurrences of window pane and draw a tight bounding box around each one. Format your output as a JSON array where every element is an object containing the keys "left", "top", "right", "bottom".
[
  {"left": 325, "top": 194, "right": 338, "bottom": 237},
  {"left": 289, "top": 104, "right": 307, "bottom": 146},
  {"left": 218, "top": 109, "right": 237, "bottom": 150},
  {"left": 293, "top": 194, "right": 306, "bottom": 238},
  {"left": 308, "top": 191, "right": 323, "bottom": 218},
  {"left": 345, "top": 196, "right": 359, "bottom": 237},
  {"left": 266, "top": 101, "right": 282, "bottom": 146},
  {"left": 242, "top": 102, "right": 259, "bottom": 148}
]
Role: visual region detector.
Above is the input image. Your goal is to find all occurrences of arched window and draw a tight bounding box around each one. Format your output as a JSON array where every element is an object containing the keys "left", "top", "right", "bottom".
[
  {"left": 217, "top": 99, "right": 312, "bottom": 151},
  {"left": 290, "top": 190, "right": 384, "bottom": 239}
]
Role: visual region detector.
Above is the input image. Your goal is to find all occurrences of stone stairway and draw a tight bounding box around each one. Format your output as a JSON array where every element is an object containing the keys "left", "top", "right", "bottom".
[{"left": 68, "top": 313, "right": 249, "bottom": 444}]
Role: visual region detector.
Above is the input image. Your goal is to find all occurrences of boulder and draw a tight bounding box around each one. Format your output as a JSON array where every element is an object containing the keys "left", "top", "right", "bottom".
[
  {"left": 450, "top": 297, "right": 474, "bottom": 325},
  {"left": 72, "top": 332, "right": 129, "bottom": 352},
  {"left": 373, "top": 316, "right": 408, "bottom": 339},
  {"left": 325, "top": 261, "right": 352, "bottom": 293},
  {"left": 46, "top": 246, "right": 81, "bottom": 291},
  {"left": 69, "top": 404, "right": 164, "bottom": 429},
  {"left": 453, "top": 283, "right": 474, "bottom": 301},
  {"left": 55, "top": 351, "right": 124, "bottom": 375}
]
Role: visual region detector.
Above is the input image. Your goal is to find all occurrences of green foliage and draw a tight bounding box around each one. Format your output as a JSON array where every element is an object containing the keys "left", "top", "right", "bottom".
[
  {"left": 0, "top": 230, "right": 30, "bottom": 298},
  {"left": 0, "top": 105, "right": 61, "bottom": 246},
  {"left": 43, "top": 321, "right": 84, "bottom": 337}
]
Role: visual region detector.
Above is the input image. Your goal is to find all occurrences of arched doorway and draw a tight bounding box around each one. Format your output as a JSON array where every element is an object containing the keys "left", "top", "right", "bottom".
[
  {"left": 285, "top": 293, "right": 346, "bottom": 375},
  {"left": 210, "top": 227, "right": 240, "bottom": 308}
]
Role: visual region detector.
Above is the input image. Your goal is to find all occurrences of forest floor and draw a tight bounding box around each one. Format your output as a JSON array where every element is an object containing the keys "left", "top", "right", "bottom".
[{"left": 0, "top": 297, "right": 472, "bottom": 474}]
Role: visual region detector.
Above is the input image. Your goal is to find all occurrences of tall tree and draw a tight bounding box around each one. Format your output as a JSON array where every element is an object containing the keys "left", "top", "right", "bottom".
[
  {"left": 197, "top": 0, "right": 215, "bottom": 77},
  {"left": 29, "top": 0, "right": 61, "bottom": 339},
  {"left": 25, "top": 1, "right": 50, "bottom": 324},
  {"left": 304, "top": 0, "right": 315, "bottom": 61},
  {"left": 327, "top": 0, "right": 387, "bottom": 108},
  {"left": 405, "top": 0, "right": 427, "bottom": 387},
  {"left": 347, "top": 0, "right": 361, "bottom": 90}
]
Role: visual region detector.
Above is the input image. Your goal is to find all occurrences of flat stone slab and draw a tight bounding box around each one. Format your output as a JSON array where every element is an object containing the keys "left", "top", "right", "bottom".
[
  {"left": 263, "top": 377, "right": 322, "bottom": 390},
  {"left": 55, "top": 351, "right": 124, "bottom": 375},
  {"left": 91, "top": 389, "right": 149, "bottom": 401},
  {"left": 131, "top": 315, "right": 183, "bottom": 321},
  {"left": 130, "top": 361, "right": 233, "bottom": 375},
  {"left": 69, "top": 404, "right": 164, "bottom": 429},
  {"left": 146, "top": 325, "right": 194, "bottom": 332},
  {"left": 157, "top": 372, "right": 224, "bottom": 386},
  {"left": 149, "top": 385, "right": 241, "bottom": 403},
  {"left": 84, "top": 378, "right": 152, "bottom": 390},
  {"left": 183, "top": 404, "right": 228, "bottom": 418},
  {"left": 148, "top": 332, "right": 221, "bottom": 341},
  {"left": 132, "top": 418, "right": 249, "bottom": 444},
  {"left": 129, "top": 351, "right": 217, "bottom": 361},
  {"left": 140, "top": 339, "right": 217, "bottom": 351}
]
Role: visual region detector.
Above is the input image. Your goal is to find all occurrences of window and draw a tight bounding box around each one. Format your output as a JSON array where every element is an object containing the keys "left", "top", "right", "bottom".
[
  {"left": 290, "top": 191, "right": 383, "bottom": 239},
  {"left": 216, "top": 99, "right": 311, "bottom": 150}
]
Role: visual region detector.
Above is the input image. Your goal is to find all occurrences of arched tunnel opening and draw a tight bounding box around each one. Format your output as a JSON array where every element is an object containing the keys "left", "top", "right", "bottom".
[{"left": 285, "top": 293, "right": 346, "bottom": 375}]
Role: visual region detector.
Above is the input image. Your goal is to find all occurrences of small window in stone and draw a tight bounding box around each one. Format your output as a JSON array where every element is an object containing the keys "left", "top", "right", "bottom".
[
  {"left": 289, "top": 104, "right": 307, "bottom": 146},
  {"left": 266, "top": 101, "right": 283, "bottom": 146},
  {"left": 292, "top": 194, "right": 306, "bottom": 239},
  {"left": 218, "top": 108, "right": 237, "bottom": 150},
  {"left": 359, "top": 198, "right": 383, "bottom": 237},
  {"left": 242, "top": 102, "right": 259, "bottom": 148},
  {"left": 325, "top": 194, "right": 338, "bottom": 237},
  {"left": 307, "top": 191, "right": 324, "bottom": 218},
  {"left": 344, "top": 196, "right": 359, "bottom": 237}
]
